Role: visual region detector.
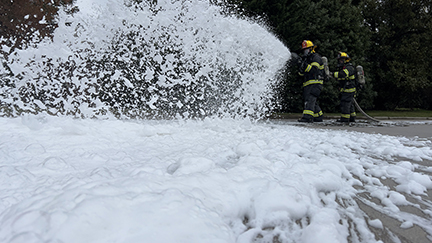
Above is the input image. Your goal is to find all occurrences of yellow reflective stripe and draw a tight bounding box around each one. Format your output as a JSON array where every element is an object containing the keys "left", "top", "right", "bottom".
[
  {"left": 343, "top": 69, "right": 349, "bottom": 76},
  {"left": 303, "top": 110, "right": 314, "bottom": 116},
  {"left": 314, "top": 110, "right": 323, "bottom": 117},
  {"left": 350, "top": 112, "right": 356, "bottom": 116},
  {"left": 312, "top": 62, "right": 324, "bottom": 70},
  {"left": 341, "top": 114, "right": 350, "bottom": 118},
  {"left": 335, "top": 70, "right": 355, "bottom": 80},
  {"left": 340, "top": 87, "right": 356, "bottom": 93},
  {"left": 303, "top": 80, "right": 323, "bottom": 87},
  {"left": 304, "top": 62, "right": 324, "bottom": 72},
  {"left": 309, "top": 62, "right": 324, "bottom": 69}
]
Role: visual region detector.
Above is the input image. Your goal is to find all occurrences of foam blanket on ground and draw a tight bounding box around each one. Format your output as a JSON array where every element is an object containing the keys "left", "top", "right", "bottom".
[{"left": 1, "top": 116, "right": 432, "bottom": 243}]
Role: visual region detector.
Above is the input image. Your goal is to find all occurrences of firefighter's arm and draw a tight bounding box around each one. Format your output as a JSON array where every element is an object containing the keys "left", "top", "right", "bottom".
[
  {"left": 290, "top": 53, "right": 303, "bottom": 68},
  {"left": 298, "top": 58, "right": 308, "bottom": 73},
  {"left": 301, "top": 61, "right": 321, "bottom": 75},
  {"left": 334, "top": 69, "right": 349, "bottom": 79},
  {"left": 328, "top": 71, "right": 339, "bottom": 80}
]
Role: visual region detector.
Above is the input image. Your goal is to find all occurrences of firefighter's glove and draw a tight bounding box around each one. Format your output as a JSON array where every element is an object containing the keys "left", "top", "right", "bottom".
[{"left": 291, "top": 53, "right": 302, "bottom": 68}]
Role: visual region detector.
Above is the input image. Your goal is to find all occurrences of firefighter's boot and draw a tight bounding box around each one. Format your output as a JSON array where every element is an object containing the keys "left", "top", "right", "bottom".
[
  {"left": 298, "top": 117, "right": 313, "bottom": 123},
  {"left": 336, "top": 117, "right": 350, "bottom": 123}
]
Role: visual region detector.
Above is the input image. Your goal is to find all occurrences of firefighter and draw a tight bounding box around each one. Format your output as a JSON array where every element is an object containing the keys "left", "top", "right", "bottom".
[
  {"left": 332, "top": 52, "right": 356, "bottom": 122},
  {"left": 297, "top": 40, "right": 325, "bottom": 123}
]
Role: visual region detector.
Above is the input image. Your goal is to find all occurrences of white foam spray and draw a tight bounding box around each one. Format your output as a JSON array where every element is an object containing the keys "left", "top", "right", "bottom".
[{"left": 1, "top": 0, "right": 290, "bottom": 119}]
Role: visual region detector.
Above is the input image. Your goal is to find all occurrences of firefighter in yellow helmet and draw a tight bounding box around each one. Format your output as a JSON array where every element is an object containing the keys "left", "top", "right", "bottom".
[
  {"left": 297, "top": 40, "right": 325, "bottom": 122},
  {"left": 332, "top": 52, "right": 356, "bottom": 122}
]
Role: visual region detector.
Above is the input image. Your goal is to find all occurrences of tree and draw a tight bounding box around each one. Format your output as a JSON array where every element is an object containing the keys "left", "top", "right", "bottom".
[
  {"left": 0, "top": 0, "right": 76, "bottom": 57},
  {"left": 364, "top": 0, "right": 432, "bottom": 109}
]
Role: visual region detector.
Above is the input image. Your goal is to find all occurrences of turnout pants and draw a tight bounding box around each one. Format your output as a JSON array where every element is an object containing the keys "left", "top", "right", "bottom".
[
  {"left": 340, "top": 91, "right": 356, "bottom": 122},
  {"left": 302, "top": 84, "right": 323, "bottom": 120}
]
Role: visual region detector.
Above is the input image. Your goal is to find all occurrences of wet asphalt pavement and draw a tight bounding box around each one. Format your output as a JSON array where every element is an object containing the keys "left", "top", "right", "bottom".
[{"left": 272, "top": 118, "right": 432, "bottom": 140}]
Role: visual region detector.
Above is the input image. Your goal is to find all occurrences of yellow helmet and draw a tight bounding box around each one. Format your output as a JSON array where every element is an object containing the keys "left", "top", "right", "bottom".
[
  {"left": 338, "top": 52, "right": 351, "bottom": 62},
  {"left": 302, "top": 40, "right": 315, "bottom": 49}
]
